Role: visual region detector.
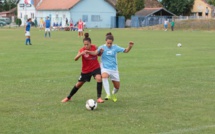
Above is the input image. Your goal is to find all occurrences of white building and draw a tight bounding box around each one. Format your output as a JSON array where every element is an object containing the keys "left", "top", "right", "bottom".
[
  {"left": 17, "top": 0, "right": 38, "bottom": 25},
  {"left": 17, "top": 0, "right": 117, "bottom": 28}
]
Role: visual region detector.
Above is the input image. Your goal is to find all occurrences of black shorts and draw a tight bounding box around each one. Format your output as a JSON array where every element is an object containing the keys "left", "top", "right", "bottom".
[
  {"left": 78, "top": 68, "right": 101, "bottom": 82},
  {"left": 205, "top": 13, "right": 208, "bottom": 16}
]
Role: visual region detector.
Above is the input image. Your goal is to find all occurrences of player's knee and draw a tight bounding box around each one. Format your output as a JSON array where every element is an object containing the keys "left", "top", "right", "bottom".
[
  {"left": 95, "top": 75, "right": 102, "bottom": 82},
  {"left": 102, "top": 73, "right": 109, "bottom": 78}
]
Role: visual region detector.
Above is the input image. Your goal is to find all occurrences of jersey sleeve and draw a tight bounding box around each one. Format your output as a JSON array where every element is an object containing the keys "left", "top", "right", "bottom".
[{"left": 115, "top": 45, "right": 125, "bottom": 53}]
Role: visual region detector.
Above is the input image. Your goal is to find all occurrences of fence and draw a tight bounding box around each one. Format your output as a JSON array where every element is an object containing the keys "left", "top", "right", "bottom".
[
  {"left": 129, "top": 15, "right": 215, "bottom": 30},
  {"left": 131, "top": 16, "right": 172, "bottom": 28}
]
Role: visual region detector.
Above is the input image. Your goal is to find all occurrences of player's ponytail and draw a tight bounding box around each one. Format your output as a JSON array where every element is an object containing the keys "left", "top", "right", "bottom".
[
  {"left": 83, "top": 33, "right": 91, "bottom": 43},
  {"left": 106, "top": 32, "right": 114, "bottom": 41},
  {"left": 27, "top": 18, "right": 32, "bottom": 22},
  {"left": 84, "top": 33, "right": 89, "bottom": 38}
]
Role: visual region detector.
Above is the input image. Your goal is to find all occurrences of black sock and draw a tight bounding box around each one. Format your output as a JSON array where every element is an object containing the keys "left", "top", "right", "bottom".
[
  {"left": 67, "top": 86, "right": 79, "bottom": 99},
  {"left": 97, "top": 82, "right": 102, "bottom": 98}
]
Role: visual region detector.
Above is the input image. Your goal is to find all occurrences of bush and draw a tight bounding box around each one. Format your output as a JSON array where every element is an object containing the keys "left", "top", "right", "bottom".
[{"left": 16, "top": 18, "right": 22, "bottom": 27}]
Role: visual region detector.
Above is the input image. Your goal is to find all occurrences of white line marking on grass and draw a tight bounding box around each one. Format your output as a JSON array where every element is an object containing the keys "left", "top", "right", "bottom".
[{"left": 158, "top": 125, "right": 215, "bottom": 134}]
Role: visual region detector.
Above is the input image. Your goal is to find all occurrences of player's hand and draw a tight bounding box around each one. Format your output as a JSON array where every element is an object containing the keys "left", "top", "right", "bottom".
[
  {"left": 99, "top": 48, "right": 104, "bottom": 54},
  {"left": 80, "top": 50, "right": 87, "bottom": 55},
  {"left": 129, "top": 41, "right": 134, "bottom": 47},
  {"left": 97, "top": 48, "right": 104, "bottom": 56}
]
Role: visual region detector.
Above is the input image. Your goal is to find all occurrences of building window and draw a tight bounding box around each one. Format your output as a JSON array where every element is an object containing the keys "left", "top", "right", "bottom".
[
  {"left": 19, "top": 4, "right": 24, "bottom": 7},
  {"left": 82, "top": 15, "right": 88, "bottom": 22},
  {"left": 91, "top": 15, "right": 101, "bottom": 22},
  {"left": 20, "top": 13, "right": 22, "bottom": 18},
  {"left": 24, "top": 15, "right": 28, "bottom": 20},
  {"left": 31, "top": 13, "right": 34, "bottom": 19}
]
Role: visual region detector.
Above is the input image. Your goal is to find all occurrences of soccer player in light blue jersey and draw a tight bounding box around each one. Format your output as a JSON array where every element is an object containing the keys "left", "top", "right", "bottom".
[
  {"left": 25, "top": 18, "right": 32, "bottom": 45},
  {"left": 88, "top": 32, "right": 134, "bottom": 102},
  {"left": 44, "top": 16, "right": 51, "bottom": 38}
]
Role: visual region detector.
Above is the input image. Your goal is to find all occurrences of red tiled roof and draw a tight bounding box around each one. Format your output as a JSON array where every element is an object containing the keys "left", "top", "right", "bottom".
[
  {"left": 201, "top": 0, "right": 213, "bottom": 8},
  {"left": 36, "top": 0, "right": 80, "bottom": 10},
  {"left": 0, "top": 7, "right": 17, "bottom": 14},
  {"left": 33, "top": 0, "right": 40, "bottom": 7}
]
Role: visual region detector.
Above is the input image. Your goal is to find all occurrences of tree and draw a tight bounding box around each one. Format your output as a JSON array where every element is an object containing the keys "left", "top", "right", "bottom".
[
  {"left": 0, "top": 0, "right": 19, "bottom": 11},
  {"left": 0, "top": 0, "right": 3, "bottom": 12},
  {"left": 2, "top": 0, "right": 9, "bottom": 11},
  {"left": 135, "top": 0, "right": 144, "bottom": 11},
  {"left": 160, "top": 0, "right": 194, "bottom": 16},
  {"left": 116, "top": 0, "right": 144, "bottom": 19},
  {"left": 207, "top": 0, "right": 215, "bottom": 6}
]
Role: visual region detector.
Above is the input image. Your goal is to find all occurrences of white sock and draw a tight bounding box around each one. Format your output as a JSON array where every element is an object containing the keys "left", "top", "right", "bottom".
[
  {"left": 102, "top": 78, "right": 110, "bottom": 95},
  {"left": 112, "top": 88, "right": 119, "bottom": 94}
]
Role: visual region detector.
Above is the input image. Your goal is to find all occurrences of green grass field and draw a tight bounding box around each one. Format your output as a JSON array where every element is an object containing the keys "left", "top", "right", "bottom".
[{"left": 0, "top": 27, "right": 215, "bottom": 134}]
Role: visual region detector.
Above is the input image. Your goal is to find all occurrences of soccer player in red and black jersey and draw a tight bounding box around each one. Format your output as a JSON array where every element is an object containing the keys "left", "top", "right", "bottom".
[{"left": 61, "top": 33, "right": 104, "bottom": 103}]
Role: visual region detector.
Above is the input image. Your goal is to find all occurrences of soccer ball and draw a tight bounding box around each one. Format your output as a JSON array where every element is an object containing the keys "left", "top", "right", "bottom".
[
  {"left": 177, "top": 43, "right": 182, "bottom": 47},
  {"left": 86, "top": 99, "right": 97, "bottom": 110}
]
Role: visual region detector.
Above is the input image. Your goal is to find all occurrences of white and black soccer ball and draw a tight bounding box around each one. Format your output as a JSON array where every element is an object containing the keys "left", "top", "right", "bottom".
[
  {"left": 86, "top": 99, "right": 97, "bottom": 110},
  {"left": 177, "top": 43, "right": 182, "bottom": 47}
]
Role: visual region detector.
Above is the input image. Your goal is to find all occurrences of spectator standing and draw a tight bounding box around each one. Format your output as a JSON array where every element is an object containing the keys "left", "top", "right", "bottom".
[{"left": 171, "top": 21, "right": 175, "bottom": 31}]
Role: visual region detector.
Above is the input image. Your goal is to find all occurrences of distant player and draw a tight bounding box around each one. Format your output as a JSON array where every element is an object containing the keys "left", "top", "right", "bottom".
[
  {"left": 39, "top": 17, "right": 44, "bottom": 31},
  {"left": 164, "top": 19, "right": 168, "bottom": 31},
  {"left": 25, "top": 18, "right": 32, "bottom": 45},
  {"left": 78, "top": 19, "right": 84, "bottom": 37},
  {"left": 44, "top": 16, "right": 51, "bottom": 38},
  {"left": 88, "top": 32, "right": 134, "bottom": 102}
]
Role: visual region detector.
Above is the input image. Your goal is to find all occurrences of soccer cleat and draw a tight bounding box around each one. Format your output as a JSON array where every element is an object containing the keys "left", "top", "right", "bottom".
[
  {"left": 97, "top": 98, "right": 104, "bottom": 103},
  {"left": 61, "top": 97, "right": 71, "bottom": 103},
  {"left": 112, "top": 94, "right": 117, "bottom": 102},
  {"left": 105, "top": 95, "right": 111, "bottom": 100}
]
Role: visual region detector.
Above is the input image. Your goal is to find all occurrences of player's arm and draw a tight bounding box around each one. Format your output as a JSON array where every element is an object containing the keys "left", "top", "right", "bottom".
[
  {"left": 74, "top": 50, "right": 86, "bottom": 61},
  {"left": 87, "top": 50, "right": 99, "bottom": 56},
  {"left": 124, "top": 41, "right": 134, "bottom": 53},
  {"left": 97, "top": 48, "right": 104, "bottom": 56}
]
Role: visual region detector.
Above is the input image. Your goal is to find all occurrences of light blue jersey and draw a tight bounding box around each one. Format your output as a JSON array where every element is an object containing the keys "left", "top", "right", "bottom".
[{"left": 97, "top": 44, "right": 125, "bottom": 71}]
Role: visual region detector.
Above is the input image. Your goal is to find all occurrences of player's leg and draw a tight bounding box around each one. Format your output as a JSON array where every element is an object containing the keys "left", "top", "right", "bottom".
[
  {"left": 25, "top": 32, "right": 30, "bottom": 45},
  {"left": 68, "top": 81, "right": 85, "bottom": 99},
  {"left": 110, "top": 71, "right": 120, "bottom": 102},
  {"left": 27, "top": 33, "right": 32, "bottom": 45},
  {"left": 78, "top": 31, "right": 80, "bottom": 37},
  {"left": 61, "top": 81, "right": 85, "bottom": 102},
  {"left": 94, "top": 74, "right": 104, "bottom": 103},
  {"left": 45, "top": 28, "right": 47, "bottom": 37},
  {"left": 29, "top": 36, "right": 32, "bottom": 45},
  {"left": 62, "top": 73, "right": 90, "bottom": 102},
  {"left": 48, "top": 28, "right": 51, "bottom": 37},
  {"left": 25, "top": 36, "right": 28, "bottom": 45},
  {"left": 111, "top": 81, "right": 120, "bottom": 102},
  {"left": 102, "top": 72, "right": 111, "bottom": 100},
  {"left": 81, "top": 31, "right": 84, "bottom": 37},
  {"left": 93, "top": 68, "right": 104, "bottom": 103}
]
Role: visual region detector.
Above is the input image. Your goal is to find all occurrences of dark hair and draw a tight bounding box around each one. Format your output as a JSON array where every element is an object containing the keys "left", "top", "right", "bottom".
[
  {"left": 106, "top": 32, "right": 114, "bottom": 41},
  {"left": 83, "top": 33, "right": 91, "bottom": 43},
  {"left": 27, "top": 18, "right": 31, "bottom": 22}
]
